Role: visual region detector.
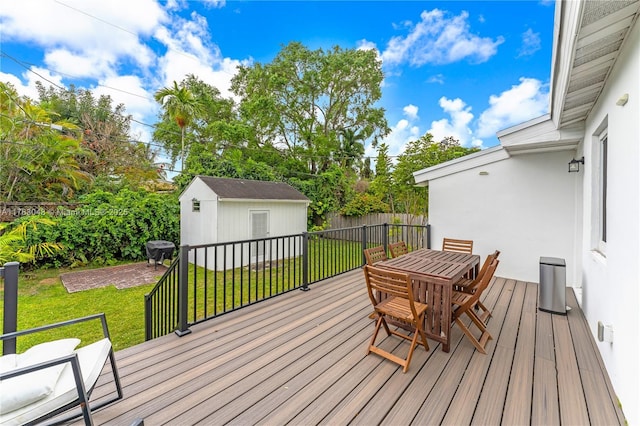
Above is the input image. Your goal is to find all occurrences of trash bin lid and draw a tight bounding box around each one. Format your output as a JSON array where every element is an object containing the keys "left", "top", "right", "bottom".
[{"left": 540, "top": 257, "right": 565, "bottom": 266}]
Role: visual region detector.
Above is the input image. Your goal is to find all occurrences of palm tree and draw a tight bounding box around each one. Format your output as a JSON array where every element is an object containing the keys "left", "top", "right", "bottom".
[
  {"left": 339, "top": 128, "right": 365, "bottom": 174},
  {"left": 154, "top": 81, "right": 203, "bottom": 171},
  {"left": 0, "top": 217, "right": 63, "bottom": 264}
]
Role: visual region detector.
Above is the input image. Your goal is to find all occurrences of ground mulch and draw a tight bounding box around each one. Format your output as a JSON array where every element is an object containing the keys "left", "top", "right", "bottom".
[{"left": 59, "top": 262, "right": 168, "bottom": 293}]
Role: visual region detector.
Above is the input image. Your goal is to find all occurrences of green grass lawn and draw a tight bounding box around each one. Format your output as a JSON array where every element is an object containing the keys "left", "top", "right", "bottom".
[
  {"left": 0, "top": 239, "right": 366, "bottom": 354},
  {"left": 0, "top": 265, "right": 155, "bottom": 353}
]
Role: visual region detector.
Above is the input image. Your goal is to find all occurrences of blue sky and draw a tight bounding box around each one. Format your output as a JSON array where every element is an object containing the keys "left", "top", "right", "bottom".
[{"left": 0, "top": 0, "right": 555, "bottom": 164}]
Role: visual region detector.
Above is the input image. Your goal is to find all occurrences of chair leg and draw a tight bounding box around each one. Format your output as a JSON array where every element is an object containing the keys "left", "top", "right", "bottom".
[
  {"left": 367, "top": 316, "right": 384, "bottom": 354},
  {"left": 367, "top": 316, "right": 429, "bottom": 373},
  {"left": 455, "top": 317, "right": 488, "bottom": 354},
  {"left": 456, "top": 310, "right": 493, "bottom": 354},
  {"left": 476, "top": 300, "right": 492, "bottom": 323}
]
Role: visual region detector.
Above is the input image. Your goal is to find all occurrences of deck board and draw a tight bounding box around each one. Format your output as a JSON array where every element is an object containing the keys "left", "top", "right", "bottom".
[
  {"left": 71, "top": 269, "right": 626, "bottom": 425},
  {"left": 501, "top": 282, "right": 537, "bottom": 425}
]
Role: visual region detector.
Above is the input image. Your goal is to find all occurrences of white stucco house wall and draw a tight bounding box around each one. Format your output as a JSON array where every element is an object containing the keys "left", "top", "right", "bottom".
[
  {"left": 179, "top": 176, "right": 310, "bottom": 270},
  {"left": 413, "top": 1, "right": 639, "bottom": 423}
]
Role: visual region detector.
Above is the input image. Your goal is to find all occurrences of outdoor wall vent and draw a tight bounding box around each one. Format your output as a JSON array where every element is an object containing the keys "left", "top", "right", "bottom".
[{"left": 192, "top": 198, "right": 201, "bottom": 212}]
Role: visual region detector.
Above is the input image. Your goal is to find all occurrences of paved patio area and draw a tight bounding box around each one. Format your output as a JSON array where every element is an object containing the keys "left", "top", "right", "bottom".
[{"left": 59, "top": 262, "right": 168, "bottom": 293}]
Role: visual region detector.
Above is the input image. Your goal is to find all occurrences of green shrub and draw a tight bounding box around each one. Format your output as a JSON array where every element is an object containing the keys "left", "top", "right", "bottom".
[
  {"left": 341, "top": 193, "right": 390, "bottom": 217},
  {"left": 22, "top": 189, "right": 179, "bottom": 268}
]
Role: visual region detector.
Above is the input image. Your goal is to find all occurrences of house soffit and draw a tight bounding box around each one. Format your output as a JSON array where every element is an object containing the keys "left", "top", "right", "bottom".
[
  {"left": 413, "top": 146, "right": 509, "bottom": 185},
  {"left": 498, "top": 116, "right": 584, "bottom": 155},
  {"left": 554, "top": 0, "right": 640, "bottom": 128}
]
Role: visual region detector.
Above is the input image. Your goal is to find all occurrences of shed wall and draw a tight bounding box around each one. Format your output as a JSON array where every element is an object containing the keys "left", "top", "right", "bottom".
[{"left": 180, "top": 178, "right": 219, "bottom": 247}]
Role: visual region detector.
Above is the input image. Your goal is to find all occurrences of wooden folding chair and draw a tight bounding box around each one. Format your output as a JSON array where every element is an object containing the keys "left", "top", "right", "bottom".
[
  {"left": 363, "top": 265, "right": 429, "bottom": 372},
  {"left": 451, "top": 258, "right": 499, "bottom": 354},
  {"left": 364, "top": 245, "right": 388, "bottom": 265},
  {"left": 388, "top": 241, "right": 409, "bottom": 258},
  {"left": 453, "top": 250, "right": 500, "bottom": 322},
  {"left": 442, "top": 238, "right": 474, "bottom": 254}
]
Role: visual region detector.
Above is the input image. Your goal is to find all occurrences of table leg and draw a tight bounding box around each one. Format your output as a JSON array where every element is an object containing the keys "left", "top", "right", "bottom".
[{"left": 422, "top": 280, "right": 451, "bottom": 352}]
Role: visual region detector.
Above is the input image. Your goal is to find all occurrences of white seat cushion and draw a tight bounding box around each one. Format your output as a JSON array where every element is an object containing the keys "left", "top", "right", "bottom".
[
  {"left": 0, "top": 338, "right": 111, "bottom": 426},
  {"left": 0, "top": 338, "right": 80, "bottom": 414}
]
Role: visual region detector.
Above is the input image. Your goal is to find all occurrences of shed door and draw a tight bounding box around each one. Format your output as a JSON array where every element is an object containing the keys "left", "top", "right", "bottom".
[{"left": 251, "top": 210, "right": 269, "bottom": 257}]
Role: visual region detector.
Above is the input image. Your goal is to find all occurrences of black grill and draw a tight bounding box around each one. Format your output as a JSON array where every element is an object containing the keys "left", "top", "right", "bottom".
[{"left": 146, "top": 240, "right": 175, "bottom": 269}]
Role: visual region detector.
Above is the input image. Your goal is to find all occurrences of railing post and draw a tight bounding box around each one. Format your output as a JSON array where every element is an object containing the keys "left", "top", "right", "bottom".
[
  {"left": 383, "top": 223, "right": 389, "bottom": 251},
  {"left": 426, "top": 224, "right": 431, "bottom": 249},
  {"left": 361, "top": 225, "right": 367, "bottom": 266},
  {"left": 144, "top": 294, "right": 152, "bottom": 341},
  {"left": 175, "top": 245, "right": 192, "bottom": 336},
  {"left": 1, "top": 261, "right": 20, "bottom": 354},
  {"left": 300, "top": 232, "right": 310, "bottom": 291}
]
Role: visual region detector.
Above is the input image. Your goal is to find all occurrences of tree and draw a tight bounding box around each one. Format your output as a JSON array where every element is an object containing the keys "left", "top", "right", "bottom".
[
  {"left": 154, "top": 80, "right": 204, "bottom": 171},
  {"left": 392, "top": 135, "right": 479, "bottom": 215},
  {"left": 0, "top": 217, "right": 62, "bottom": 264},
  {"left": 338, "top": 128, "right": 365, "bottom": 175},
  {"left": 231, "top": 42, "right": 390, "bottom": 176},
  {"left": 0, "top": 82, "right": 94, "bottom": 201},
  {"left": 369, "top": 143, "right": 394, "bottom": 210},
  {"left": 35, "top": 82, "right": 160, "bottom": 192}
]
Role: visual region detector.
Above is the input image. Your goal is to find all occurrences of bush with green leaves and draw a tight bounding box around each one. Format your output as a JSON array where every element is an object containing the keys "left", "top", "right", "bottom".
[
  {"left": 341, "top": 193, "right": 390, "bottom": 217},
  {"left": 21, "top": 189, "right": 179, "bottom": 268}
]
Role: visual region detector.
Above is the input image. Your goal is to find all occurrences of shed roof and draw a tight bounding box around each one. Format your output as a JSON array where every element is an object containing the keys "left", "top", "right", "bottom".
[{"left": 196, "top": 176, "right": 309, "bottom": 202}]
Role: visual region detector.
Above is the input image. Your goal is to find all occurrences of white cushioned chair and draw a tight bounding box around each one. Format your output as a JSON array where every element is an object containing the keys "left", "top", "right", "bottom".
[{"left": 0, "top": 313, "right": 123, "bottom": 425}]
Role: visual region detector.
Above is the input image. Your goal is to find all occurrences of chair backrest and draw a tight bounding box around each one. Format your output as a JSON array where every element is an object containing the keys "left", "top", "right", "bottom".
[
  {"left": 475, "top": 250, "right": 500, "bottom": 284},
  {"left": 364, "top": 245, "right": 388, "bottom": 265},
  {"left": 471, "top": 258, "right": 499, "bottom": 302},
  {"left": 363, "top": 265, "right": 415, "bottom": 308},
  {"left": 442, "top": 238, "right": 474, "bottom": 254},
  {"left": 388, "top": 241, "right": 409, "bottom": 258}
]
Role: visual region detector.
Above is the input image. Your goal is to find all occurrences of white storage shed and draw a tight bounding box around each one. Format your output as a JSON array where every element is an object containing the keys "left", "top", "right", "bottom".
[{"left": 179, "top": 176, "right": 310, "bottom": 270}]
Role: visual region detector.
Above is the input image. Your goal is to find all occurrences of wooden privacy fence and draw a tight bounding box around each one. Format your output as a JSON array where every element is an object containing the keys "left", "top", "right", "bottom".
[{"left": 326, "top": 212, "right": 427, "bottom": 229}]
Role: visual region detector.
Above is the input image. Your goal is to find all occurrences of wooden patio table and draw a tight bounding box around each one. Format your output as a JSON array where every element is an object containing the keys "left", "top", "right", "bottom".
[{"left": 376, "top": 248, "right": 480, "bottom": 352}]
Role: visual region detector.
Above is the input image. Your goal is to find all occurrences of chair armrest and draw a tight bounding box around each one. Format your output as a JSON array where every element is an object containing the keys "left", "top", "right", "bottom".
[
  {"left": 0, "top": 352, "right": 79, "bottom": 381},
  {"left": 0, "top": 313, "right": 111, "bottom": 343}
]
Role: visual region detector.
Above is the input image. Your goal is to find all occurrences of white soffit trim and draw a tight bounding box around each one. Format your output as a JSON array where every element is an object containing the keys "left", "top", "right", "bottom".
[
  {"left": 413, "top": 145, "right": 509, "bottom": 186},
  {"left": 498, "top": 114, "right": 584, "bottom": 155}
]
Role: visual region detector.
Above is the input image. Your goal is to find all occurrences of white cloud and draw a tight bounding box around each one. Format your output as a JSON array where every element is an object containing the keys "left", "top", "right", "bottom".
[
  {"left": 426, "top": 74, "right": 445, "bottom": 84},
  {"left": 427, "top": 97, "right": 481, "bottom": 148},
  {"left": 403, "top": 104, "right": 419, "bottom": 120},
  {"left": 476, "top": 77, "right": 549, "bottom": 137},
  {"left": 0, "top": 67, "right": 65, "bottom": 101},
  {"left": 201, "top": 0, "right": 226, "bottom": 8},
  {"left": 153, "top": 12, "right": 248, "bottom": 101},
  {"left": 368, "top": 104, "right": 421, "bottom": 158},
  {"left": 0, "top": 0, "right": 163, "bottom": 79},
  {"left": 518, "top": 28, "right": 542, "bottom": 57},
  {"left": 381, "top": 9, "right": 504, "bottom": 67},
  {"left": 1, "top": 0, "right": 249, "bottom": 135}
]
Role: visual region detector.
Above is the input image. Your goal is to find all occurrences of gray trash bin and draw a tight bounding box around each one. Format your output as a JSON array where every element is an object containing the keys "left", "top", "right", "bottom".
[{"left": 539, "top": 257, "right": 566, "bottom": 314}]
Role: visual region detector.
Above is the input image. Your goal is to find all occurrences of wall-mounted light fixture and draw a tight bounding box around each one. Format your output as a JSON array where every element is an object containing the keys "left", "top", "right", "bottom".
[{"left": 568, "top": 156, "right": 585, "bottom": 173}]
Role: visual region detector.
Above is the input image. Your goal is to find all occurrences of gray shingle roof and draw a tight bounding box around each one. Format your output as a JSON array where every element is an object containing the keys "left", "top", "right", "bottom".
[{"left": 197, "top": 176, "right": 309, "bottom": 201}]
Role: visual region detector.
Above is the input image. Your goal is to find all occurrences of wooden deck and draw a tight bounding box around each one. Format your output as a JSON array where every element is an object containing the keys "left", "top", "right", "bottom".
[{"left": 83, "top": 270, "right": 626, "bottom": 425}]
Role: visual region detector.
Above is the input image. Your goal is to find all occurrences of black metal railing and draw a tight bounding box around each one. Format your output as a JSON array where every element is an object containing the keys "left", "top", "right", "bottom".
[
  {"left": 144, "top": 255, "right": 180, "bottom": 341},
  {"left": 1, "top": 262, "right": 20, "bottom": 354},
  {"left": 144, "top": 223, "right": 430, "bottom": 340}
]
